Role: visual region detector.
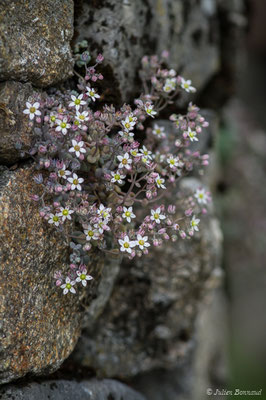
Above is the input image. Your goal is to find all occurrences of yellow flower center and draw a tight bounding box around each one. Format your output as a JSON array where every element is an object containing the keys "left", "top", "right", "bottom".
[
  {"left": 125, "top": 122, "right": 130, "bottom": 129},
  {"left": 170, "top": 160, "right": 175, "bottom": 165},
  {"left": 61, "top": 122, "right": 66, "bottom": 128},
  {"left": 73, "top": 179, "right": 78, "bottom": 185},
  {"left": 124, "top": 242, "right": 129, "bottom": 248},
  {"left": 74, "top": 99, "right": 81, "bottom": 105},
  {"left": 184, "top": 83, "right": 189, "bottom": 89},
  {"left": 103, "top": 211, "right": 108, "bottom": 218},
  {"left": 74, "top": 145, "right": 80, "bottom": 151},
  {"left": 157, "top": 179, "right": 162, "bottom": 185},
  {"left": 51, "top": 115, "right": 56, "bottom": 122},
  {"left": 80, "top": 274, "right": 86, "bottom": 280},
  {"left": 88, "top": 230, "right": 94, "bottom": 237},
  {"left": 139, "top": 239, "right": 144, "bottom": 246},
  {"left": 192, "top": 220, "right": 197, "bottom": 226},
  {"left": 125, "top": 211, "right": 131, "bottom": 217},
  {"left": 74, "top": 120, "right": 80, "bottom": 125},
  {"left": 89, "top": 91, "right": 95, "bottom": 97},
  {"left": 154, "top": 213, "right": 159, "bottom": 219},
  {"left": 114, "top": 174, "right": 120, "bottom": 180},
  {"left": 59, "top": 170, "right": 65, "bottom": 176},
  {"left": 79, "top": 115, "right": 85, "bottom": 120},
  {"left": 62, "top": 209, "right": 69, "bottom": 216},
  {"left": 199, "top": 193, "right": 204, "bottom": 199},
  {"left": 53, "top": 216, "right": 59, "bottom": 222},
  {"left": 66, "top": 283, "right": 72, "bottom": 289},
  {"left": 30, "top": 107, "right": 36, "bottom": 113},
  {"left": 131, "top": 151, "right": 137, "bottom": 156},
  {"left": 122, "top": 159, "right": 127, "bottom": 165}
]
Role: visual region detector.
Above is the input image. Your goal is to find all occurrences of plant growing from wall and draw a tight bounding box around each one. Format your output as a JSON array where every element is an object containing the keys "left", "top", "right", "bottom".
[{"left": 23, "top": 44, "right": 211, "bottom": 294}]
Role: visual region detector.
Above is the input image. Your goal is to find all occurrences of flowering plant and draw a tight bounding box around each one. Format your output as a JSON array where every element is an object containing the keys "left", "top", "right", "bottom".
[{"left": 24, "top": 48, "right": 211, "bottom": 294}]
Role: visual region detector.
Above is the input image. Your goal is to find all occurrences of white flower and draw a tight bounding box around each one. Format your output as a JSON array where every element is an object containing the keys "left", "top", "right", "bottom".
[
  {"left": 117, "top": 152, "right": 132, "bottom": 170},
  {"left": 97, "top": 204, "right": 112, "bottom": 222},
  {"left": 76, "top": 269, "right": 93, "bottom": 287},
  {"left": 69, "top": 140, "right": 86, "bottom": 157},
  {"left": 111, "top": 171, "right": 126, "bottom": 184},
  {"left": 58, "top": 165, "right": 71, "bottom": 180},
  {"left": 155, "top": 175, "right": 166, "bottom": 189},
  {"left": 186, "top": 127, "right": 198, "bottom": 142},
  {"left": 118, "top": 130, "right": 134, "bottom": 139},
  {"left": 194, "top": 188, "right": 208, "bottom": 204},
  {"left": 152, "top": 124, "right": 166, "bottom": 139},
  {"left": 122, "top": 206, "right": 136, "bottom": 223},
  {"left": 130, "top": 149, "right": 141, "bottom": 157},
  {"left": 84, "top": 226, "right": 99, "bottom": 241},
  {"left": 58, "top": 207, "right": 74, "bottom": 221},
  {"left": 180, "top": 78, "right": 196, "bottom": 93},
  {"left": 61, "top": 277, "right": 76, "bottom": 295},
  {"left": 86, "top": 87, "right": 100, "bottom": 102},
  {"left": 69, "top": 94, "right": 86, "bottom": 110},
  {"left": 191, "top": 215, "right": 200, "bottom": 232},
  {"left": 144, "top": 103, "right": 157, "bottom": 118},
  {"left": 23, "top": 102, "right": 41, "bottom": 120},
  {"left": 139, "top": 146, "right": 153, "bottom": 160},
  {"left": 151, "top": 208, "right": 166, "bottom": 224},
  {"left": 55, "top": 116, "right": 71, "bottom": 135},
  {"left": 167, "top": 155, "right": 180, "bottom": 169},
  {"left": 76, "top": 110, "right": 89, "bottom": 121},
  {"left": 48, "top": 213, "right": 60, "bottom": 227},
  {"left": 67, "top": 173, "right": 84, "bottom": 191},
  {"left": 163, "top": 78, "right": 176, "bottom": 93},
  {"left": 122, "top": 117, "right": 135, "bottom": 132},
  {"left": 135, "top": 234, "right": 150, "bottom": 250},
  {"left": 118, "top": 235, "right": 136, "bottom": 254},
  {"left": 94, "top": 220, "right": 109, "bottom": 234},
  {"left": 75, "top": 111, "right": 89, "bottom": 128},
  {"left": 49, "top": 112, "right": 57, "bottom": 127}
]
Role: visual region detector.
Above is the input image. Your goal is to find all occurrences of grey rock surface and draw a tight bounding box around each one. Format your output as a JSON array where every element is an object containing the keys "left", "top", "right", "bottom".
[
  {"left": 0, "top": 166, "right": 120, "bottom": 384},
  {"left": 0, "top": 379, "right": 146, "bottom": 400},
  {"left": 0, "top": 0, "right": 74, "bottom": 87},
  {"left": 0, "top": 82, "right": 39, "bottom": 165},
  {"left": 75, "top": 0, "right": 221, "bottom": 101}
]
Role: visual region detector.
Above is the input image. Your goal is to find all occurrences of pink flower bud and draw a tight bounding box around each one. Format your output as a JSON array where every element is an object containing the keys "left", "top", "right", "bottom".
[
  {"left": 185, "top": 208, "right": 193, "bottom": 217},
  {"left": 44, "top": 115, "right": 49, "bottom": 122},
  {"left": 168, "top": 205, "right": 176, "bottom": 214},
  {"left": 180, "top": 231, "right": 186, "bottom": 239},
  {"left": 44, "top": 160, "right": 51, "bottom": 168},
  {"left": 96, "top": 53, "right": 104, "bottom": 63},
  {"left": 92, "top": 75, "right": 97, "bottom": 82},
  {"left": 70, "top": 263, "right": 77, "bottom": 270},
  {"left": 202, "top": 160, "right": 209, "bottom": 166},
  {"left": 153, "top": 239, "right": 159, "bottom": 247},
  {"left": 79, "top": 154, "right": 85, "bottom": 160},
  {"left": 84, "top": 243, "right": 92, "bottom": 251},
  {"left": 116, "top": 206, "right": 123, "bottom": 213},
  {"left": 39, "top": 211, "right": 45, "bottom": 217},
  {"left": 163, "top": 233, "right": 170, "bottom": 240},
  {"left": 55, "top": 185, "right": 63, "bottom": 193},
  {"left": 53, "top": 202, "right": 60, "bottom": 207},
  {"left": 146, "top": 190, "right": 152, "bottom": 200},
  {"left": 166, "top": 218, "right": 172, "bottom": 226},
  {"left": 85, "top": 75, "right": 90, "bottom": 80},
  {"left": 36, "top": 117, "right": 42, "bottom": 124},
  {"left": 56, "top": 279, "right": 62, "bottom": 286}
]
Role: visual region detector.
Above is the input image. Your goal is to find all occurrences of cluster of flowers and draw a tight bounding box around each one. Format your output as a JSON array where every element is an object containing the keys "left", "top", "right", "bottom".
[{"left": 24, "top": 50, "right": 211, "bottom": 294}]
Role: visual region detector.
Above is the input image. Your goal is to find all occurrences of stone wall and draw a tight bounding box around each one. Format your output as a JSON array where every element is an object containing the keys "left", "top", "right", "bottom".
[{"left": 0, "top": 0, "right": 245, "bottom": 398}]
